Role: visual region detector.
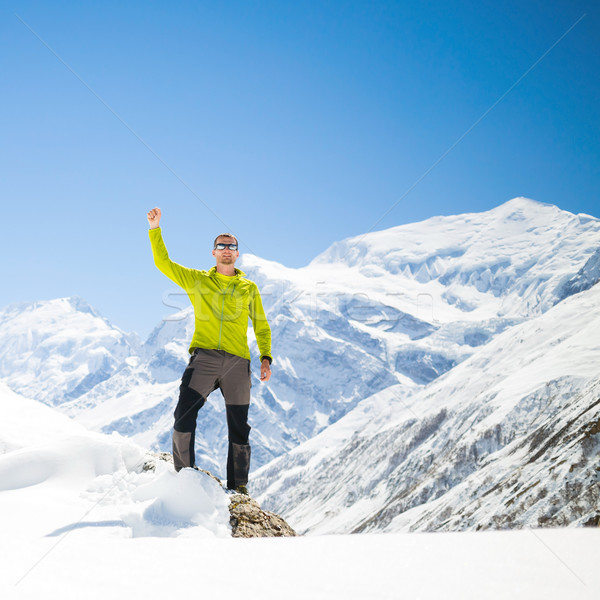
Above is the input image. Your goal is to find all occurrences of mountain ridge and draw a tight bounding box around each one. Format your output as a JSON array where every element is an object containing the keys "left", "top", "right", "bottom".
[
  {"left": 1, "top": 198, "right": 599, "bottom": 489},
  {"left": 252, "top": 280, "right": 600, "bottom": 534}
]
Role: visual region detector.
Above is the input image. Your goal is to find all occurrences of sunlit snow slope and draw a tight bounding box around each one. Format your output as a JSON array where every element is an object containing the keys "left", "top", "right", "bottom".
[
  {"left": 0, "top": 381, "right": 231, "bottom": 540},
  {"left": 253, "top": 280, "right": 600, "bottom": 534}
]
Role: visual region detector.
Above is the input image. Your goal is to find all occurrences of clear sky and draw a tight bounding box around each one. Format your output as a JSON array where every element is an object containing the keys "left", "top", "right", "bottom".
[{"left": 1, "top": 0, "right": 598, "bottom": 339}]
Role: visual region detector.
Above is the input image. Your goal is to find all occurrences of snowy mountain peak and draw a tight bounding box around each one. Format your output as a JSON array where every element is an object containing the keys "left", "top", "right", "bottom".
[
  {"left": 64, "top": 295, "right": 104, "bottom": 317},
  {"left": 488, "top": 195, "right": 550, "bottom": 215},
  {"left": 0, "top": 296, "right": 140, "bottom": 406},
  {"left": 310, "top": 197, "right": 576, "bottom": 267},
  {"left": 490, "top": 196, "right": 598, "bottom": 224},
  {"left": 304, "top": 198, "right": 600, "bottom": 319},
  {"left": 0, "top": 295, "right": 97, "bottom": 320}
]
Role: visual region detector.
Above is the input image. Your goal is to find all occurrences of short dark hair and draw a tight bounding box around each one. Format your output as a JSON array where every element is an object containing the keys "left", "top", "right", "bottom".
[{"left": 213, "top": 233, "right": 238, "bottom": 248}]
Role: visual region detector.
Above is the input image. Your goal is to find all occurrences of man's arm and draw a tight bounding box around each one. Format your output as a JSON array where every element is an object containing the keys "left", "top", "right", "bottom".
[
  {"left": 249, "top": 283, "right": 272, "bottom": 382},
  {"left": 147, "top": 207, "right": 198, "bottom": 290}
]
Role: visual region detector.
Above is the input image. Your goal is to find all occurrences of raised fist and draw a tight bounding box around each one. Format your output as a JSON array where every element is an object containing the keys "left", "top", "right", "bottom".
[{"left": 147, "top": 207, "right": 161, "bottom": 229}]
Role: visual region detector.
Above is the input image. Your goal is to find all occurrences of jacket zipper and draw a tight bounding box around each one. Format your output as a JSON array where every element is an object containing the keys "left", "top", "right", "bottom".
[{"left": 217, "top": 280, "right": 235, "bottom": 349}]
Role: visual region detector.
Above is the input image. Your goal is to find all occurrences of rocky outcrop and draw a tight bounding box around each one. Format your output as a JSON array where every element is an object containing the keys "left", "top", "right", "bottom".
[
  {"left": 141, "top": 452, "right": 296, "bottom": 538},
  {"left": 142, "top": 451, "right": 174, "bottom": 471},
  {"left": 229, "top": 493, "right": 297, "bottom": 538}
]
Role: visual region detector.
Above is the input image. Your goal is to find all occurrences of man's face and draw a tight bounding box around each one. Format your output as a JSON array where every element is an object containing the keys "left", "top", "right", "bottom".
[{"left": 212, "top": 236, "right": 239, "bottom": 266}]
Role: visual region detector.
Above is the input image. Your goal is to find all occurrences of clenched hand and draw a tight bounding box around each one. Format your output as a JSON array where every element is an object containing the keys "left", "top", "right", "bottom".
[{"left": 147, "top": 207, "right": 161, "bottom": 229}]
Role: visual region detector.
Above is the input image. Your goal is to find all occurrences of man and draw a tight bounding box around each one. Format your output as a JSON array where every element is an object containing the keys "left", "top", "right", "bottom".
[{"left": 147, "top": 207, "right": 272, "bottom": 494}]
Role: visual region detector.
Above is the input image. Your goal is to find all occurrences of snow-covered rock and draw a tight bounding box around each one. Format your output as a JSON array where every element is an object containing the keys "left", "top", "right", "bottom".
[{"left": 0, "top": 383, "right": 231, "bottom": 539}]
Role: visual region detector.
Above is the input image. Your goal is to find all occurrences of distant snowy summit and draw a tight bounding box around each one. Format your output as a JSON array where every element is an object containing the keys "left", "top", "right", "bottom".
[
  {"left": 0, "top": 296, "right": 140, "bottom": 405},
  {"left": 311, "top": 197, "right": 591, "bottom": 266},
  {"left": 304, "top": 196, "right": 600, "bottom": 317}
]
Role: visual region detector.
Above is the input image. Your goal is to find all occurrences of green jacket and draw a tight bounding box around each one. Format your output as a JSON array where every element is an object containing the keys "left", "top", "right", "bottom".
[{"left": 149, "top": 228, "right": 272, "bottom": 362}]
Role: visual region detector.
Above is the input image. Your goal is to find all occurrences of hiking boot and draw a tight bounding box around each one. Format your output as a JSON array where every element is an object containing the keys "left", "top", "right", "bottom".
[{"left": 233, "top": 484, "right": 249, "bottom": 496}]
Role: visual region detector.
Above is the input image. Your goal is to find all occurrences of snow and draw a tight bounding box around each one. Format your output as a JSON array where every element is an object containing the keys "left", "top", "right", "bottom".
[
  {"left": 252, "top": 280, "right": 600, "bottom": 535},
  {"left": 0, "top": 297, "right": 140, "bottom": 405},
  {"left": 1, "top": 382, "right": 598, "bottom": 599},
  {"left": 1, "top": 529, "right": 597, "bottom": 600},
  {"left": 0, "top": 387, "right": 228, "bottom": 546}
]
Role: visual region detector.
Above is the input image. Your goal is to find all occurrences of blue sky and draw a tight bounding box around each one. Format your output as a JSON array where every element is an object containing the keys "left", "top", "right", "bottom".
[{"left": 1, "top": 0, "right": 598, "bottom": 339}]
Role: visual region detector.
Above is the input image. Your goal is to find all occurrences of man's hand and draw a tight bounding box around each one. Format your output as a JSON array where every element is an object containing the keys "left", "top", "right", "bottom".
[
  {"left": 260, "top": 359, "right": 272, "bottom": 382},
  {"left": 147, "top": 207, "right": 161, "bottom": 229}
]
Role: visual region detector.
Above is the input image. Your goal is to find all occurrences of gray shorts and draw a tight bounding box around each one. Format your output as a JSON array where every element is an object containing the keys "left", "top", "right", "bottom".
[{"left": 186, "top": 348, "right": 251, "bottom": 406}]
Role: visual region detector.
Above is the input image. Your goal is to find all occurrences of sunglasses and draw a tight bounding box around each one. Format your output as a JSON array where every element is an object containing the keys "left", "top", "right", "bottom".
[{"left": 214, "top": 243, "right": 238, "bottom": 250}]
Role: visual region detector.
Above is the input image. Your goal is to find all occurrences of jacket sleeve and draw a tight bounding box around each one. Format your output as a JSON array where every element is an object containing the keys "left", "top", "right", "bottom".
[
  {"left": 249, "top": 283, "right": 272, "bottom": 363},
  {"left": 149, "top": 227, "right": 198, "bottom": 291}
]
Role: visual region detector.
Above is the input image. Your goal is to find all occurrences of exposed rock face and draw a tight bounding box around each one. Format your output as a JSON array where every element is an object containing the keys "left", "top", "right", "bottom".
[
  {"left": 229, "top": 493, "right": 297, "bottom": 538},
  {"left": 142, "top": 451, "right": 174, "bottom": 471},
  {"left": 141, "top": 452, "right": 296, "bottom": 537}
]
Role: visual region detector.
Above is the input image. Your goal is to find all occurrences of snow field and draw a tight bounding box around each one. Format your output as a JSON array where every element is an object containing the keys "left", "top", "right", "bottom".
[
  {"left": 3, "top": 527, "right": 598, "bottom": 600},
  {"left": 3, "top": 382, "right": 597, "bottom": 600},
  {"left": 0, "top": 383, "right": 231, "bottom": 543},
  {"left": 2, "top": 385, "right": 598, "bottom": 600}
]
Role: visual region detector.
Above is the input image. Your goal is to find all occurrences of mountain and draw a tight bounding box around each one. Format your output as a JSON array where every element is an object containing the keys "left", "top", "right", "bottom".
[
  {"left": 1, "top": 198, "right": 599, "bottom": 485},
  {"left": 252, "top": 279, "right": 600, "bottom": 534},
  {"left": 0, "top": 297, "right": 140, "bottom": 405}
]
